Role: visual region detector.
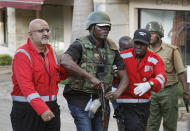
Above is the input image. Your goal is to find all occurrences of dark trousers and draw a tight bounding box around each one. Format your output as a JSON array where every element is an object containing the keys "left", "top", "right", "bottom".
[
  {"left": 68, "top": 103, "right": 110, "bottom": 131},
  {"left": 10, "top": 101, "right": 60, "bottom": 131},
  {"left": 117, "top": 102, "right": 150, "bottom": 131}
]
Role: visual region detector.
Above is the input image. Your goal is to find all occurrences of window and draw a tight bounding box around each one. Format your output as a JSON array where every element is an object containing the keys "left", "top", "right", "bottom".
[
  {"left": 0, "top": 8, "right": 7, "bottom": 46},
  {"left": 42, "top": 5, "right": 64, "bottom": 51},
  {"left": 139, "top": 9, "right": 190, "bottom": 65}
]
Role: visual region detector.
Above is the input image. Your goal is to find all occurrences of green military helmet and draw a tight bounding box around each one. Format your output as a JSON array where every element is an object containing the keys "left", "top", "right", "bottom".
[
  {"left": 86, "top": 11, "right": 111, "bottom": 30},
  {"left": 145, "top": 21, "right": 164, "bottom": 37}
]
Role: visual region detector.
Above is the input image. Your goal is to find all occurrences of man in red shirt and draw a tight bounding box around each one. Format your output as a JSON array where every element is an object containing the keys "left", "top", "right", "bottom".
[
  {"left": 10, "top": 19, "right": 68, "bottom": 131},
  {"left": 115, "top": 29, "right": 166, "bottom": 131}
]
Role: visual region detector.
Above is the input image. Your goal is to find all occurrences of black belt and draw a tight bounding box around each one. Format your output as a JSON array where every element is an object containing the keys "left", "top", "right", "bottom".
[{"left": 13, "top": 100, "right": 57, "bottom": 105}]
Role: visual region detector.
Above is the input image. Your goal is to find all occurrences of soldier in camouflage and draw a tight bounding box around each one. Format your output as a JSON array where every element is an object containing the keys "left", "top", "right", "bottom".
[
  {"left": 146, "top": 21, "right": 190, "bottom": 131},
  {"left": 60, "top": 11, "right": 128, "bottom": 131}
]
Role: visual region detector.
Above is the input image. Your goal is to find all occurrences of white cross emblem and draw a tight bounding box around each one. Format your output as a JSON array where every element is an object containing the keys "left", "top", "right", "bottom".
[{"left": 139, "top": 32, "right": 146, "bottom": 36}]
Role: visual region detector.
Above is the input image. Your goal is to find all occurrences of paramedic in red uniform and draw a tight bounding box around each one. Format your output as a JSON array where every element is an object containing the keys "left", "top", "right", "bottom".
[
  {"left": 115, "top": 29, "right": 166, "bottom": 131},
  {"left": 10, "top": 19, "right": 68, "bottom": 131}
]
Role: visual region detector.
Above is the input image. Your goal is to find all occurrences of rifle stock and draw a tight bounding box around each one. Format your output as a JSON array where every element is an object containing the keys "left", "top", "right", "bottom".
[
  {"left": 101, "top": 84, "right": 108, "bottom": 127},
  {"left": 97, "top": 72, "right": 108, "bottom": 130},
  {"left": 183, "top": 92, "right": 190, "bottom": 113},
  {"left": 183, "top": 98, "right": 189, "bottom": 113}
]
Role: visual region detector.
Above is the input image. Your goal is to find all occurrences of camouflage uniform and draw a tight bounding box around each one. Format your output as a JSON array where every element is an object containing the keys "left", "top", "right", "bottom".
[
  {"left": 68, "top": 36, "right": 117, "bottom": 93},
  {"left": 63, "top": 11, "right": 126, "bottom": 131},
  {"left": 147, "top": 22, "right": 185, "bottom": 131}
]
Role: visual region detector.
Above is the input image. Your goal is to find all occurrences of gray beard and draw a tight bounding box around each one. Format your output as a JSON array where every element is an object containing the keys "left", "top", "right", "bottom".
[{"left": 41, "top": 39, "right": 49, "bottom": 45}]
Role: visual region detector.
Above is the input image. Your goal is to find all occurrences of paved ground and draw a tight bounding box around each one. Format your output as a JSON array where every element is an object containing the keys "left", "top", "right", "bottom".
[{"left": 0, "top": 72, "right": 188, "bottom": 131}]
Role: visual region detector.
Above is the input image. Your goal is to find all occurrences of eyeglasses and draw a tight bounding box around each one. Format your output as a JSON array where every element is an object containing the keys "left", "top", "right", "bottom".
[
  {"left": 30, "top": 29, "right": 50, "bottom": 33},
  {"left": 96, "top": 25, "right": 111, "bottom": 31}
]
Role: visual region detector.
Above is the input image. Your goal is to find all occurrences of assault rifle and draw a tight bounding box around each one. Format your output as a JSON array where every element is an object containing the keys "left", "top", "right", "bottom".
[
  {"left": 96, "top": 64, "right": 108, "bottom": 131},
  {"left": 87, "top": 63, "right": 108, "bottom": 130},
  {"left": 183, "top": 92, "right": 190, "bottom": 113}
]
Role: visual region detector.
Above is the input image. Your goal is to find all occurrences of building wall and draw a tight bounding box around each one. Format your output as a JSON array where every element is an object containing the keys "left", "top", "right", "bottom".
[
  {"left": 95, "top": 0, "right": 129, "bottom": 45},
  {"left": 95, "top": 0, "right": 190, "bottom": 44},
  {"left": 0, "top": 4, "right": 72, "bottom": 56},
  {"left": 128, "top": 0, "right": 190, "bottom": 37},
  {"left": 15, "top": 9, "right": 36, "bottom": 48},
  {"left": 7, "top": 8, "right": 16, "bottom": 56},
  {"left": 42, "top": 5, "right": 65, "bottom": 52},
  {"left": 2, "top": 0, "right": 190, "bottom": 56},
  {"left": 0, "top": 9, "right": 5, "bottom": 46},
  {"left": 63, "top": 6, "right": 72, "bottom": 50},
  {"left": 41, "top": 4, "right": 72, "bottom": 52}
]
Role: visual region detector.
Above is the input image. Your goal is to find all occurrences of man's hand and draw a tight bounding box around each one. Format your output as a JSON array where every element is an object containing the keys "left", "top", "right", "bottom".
[
  {"left": 90, "top": 77, "right": 102, "bottom": 90},
  {"left": 183, "top": 92, "right": 190, "bottom": 104},
  {"left": 183, "top": 92, "right": 190, "bottom": 103},
  {"left": 134, "top": 82, "right": 151, "bottom": 96},
  {"left": 105, "top": 90, "right": 121, "bottom": 100},
  {"left": 41, "top": 110, "right": 55, "bottom": 122},
  {"left": 183, "top": 92, "right": 190, "bottom": 112}
]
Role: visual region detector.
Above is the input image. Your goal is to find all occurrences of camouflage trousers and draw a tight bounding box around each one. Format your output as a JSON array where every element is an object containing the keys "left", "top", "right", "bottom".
[{"left": 148, "top": 84, "right": 178, "bottom": 131}]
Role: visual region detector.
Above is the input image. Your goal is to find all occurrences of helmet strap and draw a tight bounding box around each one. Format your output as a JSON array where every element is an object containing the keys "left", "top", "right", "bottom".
[
  {"left": 91, "top": 25, "right": 99, "bottom": 40},
  {"left": 90, "top": 24, "right": 106, "bottom": 45},
  {"left": 157, "top": 34, "right": 163, "bottom": 42},
  {"left": 90, "top": 25, "right": 95, "bottom": 37},
  {"left": 156, "top": 35, "right": 163, "bottom": 46}
]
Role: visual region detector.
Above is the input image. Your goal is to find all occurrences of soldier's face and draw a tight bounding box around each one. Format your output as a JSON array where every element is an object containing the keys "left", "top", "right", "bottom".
[
  {"left": 134, "top": 41, "right": 148, "bottom": 58},
  {"left": 94, "top": 25, "right": 110, "bottom": 40},
  {"left": 150, "top": 32, "right": 159, "bottom": 45}
]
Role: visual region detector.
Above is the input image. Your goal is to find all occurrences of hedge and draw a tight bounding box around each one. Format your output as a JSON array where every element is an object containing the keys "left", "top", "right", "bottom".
[{"left": 0, "top": 54, "right": 12, "bottom": 65}]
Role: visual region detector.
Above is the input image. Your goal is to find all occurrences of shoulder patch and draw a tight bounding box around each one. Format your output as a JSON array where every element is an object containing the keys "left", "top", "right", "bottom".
[
  {"left": 120, "top": 52, "right": 133, "bottom": 59},
  {"left": 148, "top": 56, "right": 158, "bottom": 65}
]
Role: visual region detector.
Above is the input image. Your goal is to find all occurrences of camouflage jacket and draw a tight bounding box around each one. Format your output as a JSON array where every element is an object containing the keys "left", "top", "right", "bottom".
[{"left": 68, "top": 36, "right": 117, "bottom": 94}]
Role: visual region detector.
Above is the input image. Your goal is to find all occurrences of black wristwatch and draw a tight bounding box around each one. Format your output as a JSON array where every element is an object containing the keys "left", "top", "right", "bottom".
[{"left": 148, "top": 81, "right": 154, "bottom": 89}]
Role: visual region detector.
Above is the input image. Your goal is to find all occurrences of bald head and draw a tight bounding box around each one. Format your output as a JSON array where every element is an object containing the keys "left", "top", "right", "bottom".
[
  {"left": 119, "top": 36, "right": 133, "bottom": 51},
  {"left": 29, "top": 19, "right": 49, "bottom": 32},
  {"left": 28, "top": 19, "right": 50, "bottom": 47}
]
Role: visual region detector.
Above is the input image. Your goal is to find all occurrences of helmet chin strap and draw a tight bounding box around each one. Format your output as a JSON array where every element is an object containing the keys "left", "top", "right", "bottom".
[
  {"left": 157, "top": 34, "right": 163, "bottom": 43},
  {"left": 90, "top": 24, "right": 106, "bottom": 45},
  {"left": 90, "top": 25, "right": 99, "bottom": 40},
  {"left": 151, "top": 33, "right": 162, "bottom": 45},
  {"left": 90, "top": 25, "right": 95, "bottom": 37}
]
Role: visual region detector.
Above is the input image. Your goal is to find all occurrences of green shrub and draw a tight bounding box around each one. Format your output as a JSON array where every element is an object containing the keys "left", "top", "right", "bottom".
[
  {"left": 0, "top": 54, "right": 12, "bottom": 65},
  {"left": 178, "top": 83, "right": 190, "bottom": 97},
  {"left": 177, "top": 83, "right": 190, "bottom": 107},
  {"left": 178, "top": 83, "right": 184, "bottom": 98}
]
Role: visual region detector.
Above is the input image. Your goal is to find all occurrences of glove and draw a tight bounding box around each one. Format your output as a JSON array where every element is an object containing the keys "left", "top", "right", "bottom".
[
  {"left": 88, "top": 98, "right": 101, "bottom": 119},
  {"left": 134, "top": 82, "right": 151, "bottom": 96}
]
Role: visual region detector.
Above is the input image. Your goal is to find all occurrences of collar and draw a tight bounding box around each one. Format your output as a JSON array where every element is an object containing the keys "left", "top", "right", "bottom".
[
  {"left": 149, "top": 43, "right": 165, "bottom": 53},
  {"left": 27, "top": 38, "right": 49, "bottom": 55},
  {"left": 88, "top": 35, "right": 105, "bottom": 48}
]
